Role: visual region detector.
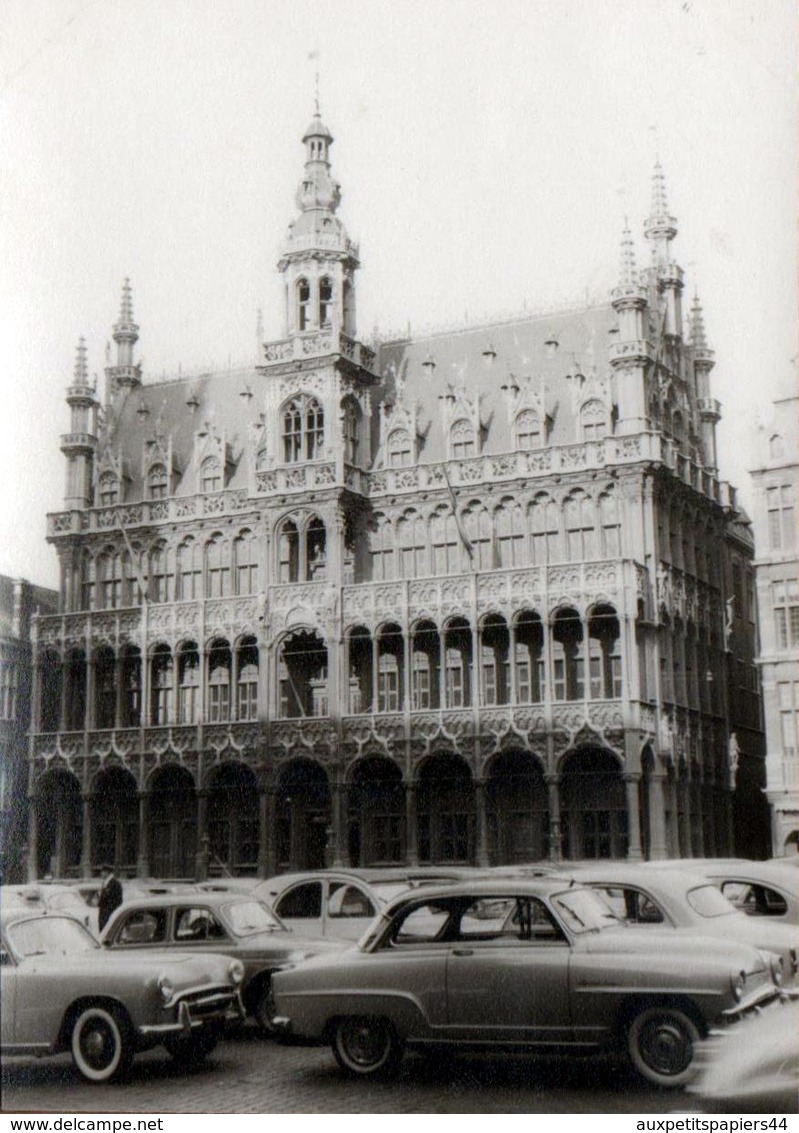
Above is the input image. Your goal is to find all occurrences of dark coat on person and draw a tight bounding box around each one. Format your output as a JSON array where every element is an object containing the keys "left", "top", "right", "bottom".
[{"left": 98, "top": 874, "right": 123, "bottom": 931}]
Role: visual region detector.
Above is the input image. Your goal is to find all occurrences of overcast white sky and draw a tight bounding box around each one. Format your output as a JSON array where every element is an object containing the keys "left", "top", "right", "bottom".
[{"left": 1, "top": 0, "right": 796, "bottom": 591}]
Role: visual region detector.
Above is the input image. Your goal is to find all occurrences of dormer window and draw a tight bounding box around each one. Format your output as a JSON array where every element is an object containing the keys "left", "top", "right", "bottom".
[
  {"left": 515, "top": 409, "right": 542, "bottom": 450},
  {"left": 99, "top": 472, "right": 119, "bottom": 507},
  {"left": 148, "top": 463, "right": 168, "bottom": 500},
  {"left": 201, "top": 456, "right": 222, "bottom": 493},
  {"left": 387, "top": 428, "right": 412, "bottom": 469},
  {"left": 297, "top": 278, "right": 311, "bottom": 331},
  {"left": 580, "top": 399, "right": 608, "bottom": 442},
  {"left": 282, "top": 396, "right": 324, "bottom": 463},
  {"left": 319, "top": 277, "right": 333, "bottom": 327},
  {"left": 451, "top": 419, "right": 476, "bottom": 459}
]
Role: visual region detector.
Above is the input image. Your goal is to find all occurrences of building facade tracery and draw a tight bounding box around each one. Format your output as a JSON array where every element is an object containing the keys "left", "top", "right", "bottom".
[{"left": 28, "top": 110, "right": 768, "bottom": 879}]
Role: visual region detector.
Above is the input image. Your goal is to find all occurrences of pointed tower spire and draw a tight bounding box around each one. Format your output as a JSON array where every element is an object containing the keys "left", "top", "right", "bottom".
[
  {"left": 618, "top": 218, "right": 637, "bottom": 289},
  {"left": 107, "top": 277, "right": 141, "bottom": 396},
  {"left": 644, "top": 157, "right": 678, "bottom": 260},
  {"left": 689, "top": 289, "right": 708, "bottom": 351},
  {"left": 73, "top": 336, "right": 90, "bottom": 387},
  {"left": 62, "top": 336, "right": 98, "bottom": 508}
]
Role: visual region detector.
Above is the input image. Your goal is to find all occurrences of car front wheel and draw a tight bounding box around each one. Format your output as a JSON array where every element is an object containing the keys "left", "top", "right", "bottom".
[
  {"left": 626, "top": 1006, "right": 701, "bottom": 1088},
  {"left": 332, "top": 1016, "right": 402, "bottom": 1078},
  {"left": 70, "top": 1006, "right": 133, "bottom": 1083}
]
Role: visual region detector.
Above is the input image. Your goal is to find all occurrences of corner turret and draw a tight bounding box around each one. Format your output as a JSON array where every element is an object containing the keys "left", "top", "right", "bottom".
[
  {"left": 105, "top": 278, "right": 142, "bottom": 398},
  {"left": 61, "top": 337, "right": 98, "bottom": 508}
]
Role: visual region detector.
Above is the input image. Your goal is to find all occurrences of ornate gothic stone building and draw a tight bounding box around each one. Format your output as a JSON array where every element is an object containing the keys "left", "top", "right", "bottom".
[{"left": 28, "top": 110, "right": 768, "bottom": 879}]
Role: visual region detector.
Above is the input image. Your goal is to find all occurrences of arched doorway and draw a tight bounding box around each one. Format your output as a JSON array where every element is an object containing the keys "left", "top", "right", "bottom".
[
  {"left": 347, "top": 756, "right": 404, "bottom": 866},
  {"left": 485, "top": 750, "right": 548, "bottom": 863},
  {"left": 148, "top": 765, "right": 196, "bottom": 879},
  {"left": 36, "top": 769, "right": 82, "bottom": 878},
  {"left": 91, "top": 767, "right": 138, "bottom": 872},
  {"left": 417, "top": 753, "right": 475, "bottom": 864},
  {"left": 275, "top": 760, "right": 330, "bottom": 870},
  {"left": 207, "top": 763, "right": 259, "bottom": 875},
  {"left": 560, "top": 747, "right": 627, "bottom": 859}
]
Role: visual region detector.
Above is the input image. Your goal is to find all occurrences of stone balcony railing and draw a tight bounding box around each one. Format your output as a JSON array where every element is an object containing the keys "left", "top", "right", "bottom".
[
  {"left": 47, "top": 429, "right": 724, "bottom": 540},
  {"left": 261, "top": 329, "right": 375, "bottom": 370}
]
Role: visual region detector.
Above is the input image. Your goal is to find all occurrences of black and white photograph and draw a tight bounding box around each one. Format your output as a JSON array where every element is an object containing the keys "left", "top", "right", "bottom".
[{"left": 1, "top": 0, "right": 797, "bottom": 1119}]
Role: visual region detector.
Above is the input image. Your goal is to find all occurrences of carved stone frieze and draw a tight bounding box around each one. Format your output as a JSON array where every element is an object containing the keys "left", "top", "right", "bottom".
[{"left": 589, "top": 701, "right": 624, "bottom": 730}]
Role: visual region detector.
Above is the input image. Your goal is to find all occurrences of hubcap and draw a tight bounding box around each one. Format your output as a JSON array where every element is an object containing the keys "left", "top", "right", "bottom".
[
  {"left": 642, "top": 1020, "right": 691, "bottom": 1076},
  {"left": 344, "top": 1021, "right": 386, "bottom": 1067},
  {"left": 82, "top": 1021, "right": 114, "bottom": 1069}
]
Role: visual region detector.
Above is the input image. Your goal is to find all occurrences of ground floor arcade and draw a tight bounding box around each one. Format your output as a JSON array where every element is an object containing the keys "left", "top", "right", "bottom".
[{"left": 27, "top": 744, "right": 734, "bottom": 880}]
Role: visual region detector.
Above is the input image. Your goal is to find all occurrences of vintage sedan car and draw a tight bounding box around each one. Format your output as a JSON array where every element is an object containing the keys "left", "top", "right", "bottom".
[
  {"left": 569, "top": 864, "right": 798, "bottom": 979},
  {"left": 1, "top": 908, "right": 243, "bottom": 1082},
  {"left": 271, "top": 878, "right": 783, "bottom": 1088},
  {"left": 252, "top": 868, "right": 476, "bottom": 941},
  {"left": 642, "top": 859, "right": 798, "bottom": 924},
  {"left": 102, "top": 891, "right": 343, "bottom": 1032},
  {"left": 689, "top": 997, "right": 799, "bottom": 1112}
]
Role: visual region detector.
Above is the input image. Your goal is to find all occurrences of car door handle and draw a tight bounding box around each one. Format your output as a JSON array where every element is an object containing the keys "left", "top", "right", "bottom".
[{"left": 452, "top": 948, "right": 474, "bottom": 957}]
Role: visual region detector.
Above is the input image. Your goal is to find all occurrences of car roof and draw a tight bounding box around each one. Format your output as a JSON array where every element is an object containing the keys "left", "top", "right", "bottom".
[
  {"left": 566, "top": 864, "right": 720, "bottom": 891},
  {"left": 107, "top": 890, "right": 263, "bottom": 911},
  {"left": 371, "top": 877, "right": 593, "bottom": 907}
]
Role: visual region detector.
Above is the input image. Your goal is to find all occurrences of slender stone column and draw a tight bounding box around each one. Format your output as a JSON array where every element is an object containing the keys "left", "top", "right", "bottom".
[
  {"left": 136, "top": 792, "right": 150, "bottom": 878},
  {"left": 624, "top": 774, "right": 643, "bottom": 860},
  {"left": 647, "top": 772, "right": 668, "bottom": 860},
  {"left": 81, "top": 792, "right": 93, "bottom": 874},
  {"left": 405, "top": 782, "right": 419, "bottom": 865},
  {"left": 474, "top": 779, "right": 489, "bottom": 867},
  {"left": 257, "top": 786, "right": 270, "bottom": 878},
  {"left": 545, "top": 774, "right": 562, "bottom": 861},
  {"left": 27, "top": 796, "right": 38, "bottom": 881},
  {"left": 195, "top": 790, "right": 208, "bottom": 880}
]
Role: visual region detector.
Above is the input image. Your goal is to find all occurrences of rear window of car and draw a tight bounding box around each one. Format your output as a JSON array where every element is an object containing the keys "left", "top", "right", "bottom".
[
  {"left": 275, "top": 882, "right": 322, "bottom": 919},
  {"left": 686, "top": 884, "right": 738, "bottom": 918}
]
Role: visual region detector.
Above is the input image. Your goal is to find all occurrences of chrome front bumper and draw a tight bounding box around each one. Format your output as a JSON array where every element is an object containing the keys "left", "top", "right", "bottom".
[{"left": 139, "top": 989, "right": 244, "bottom": 1037}]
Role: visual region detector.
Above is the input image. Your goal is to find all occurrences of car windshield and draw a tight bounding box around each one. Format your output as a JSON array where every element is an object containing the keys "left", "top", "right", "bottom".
[
  {"left": 223, "top": 900, "right": 284, "bottom": 936},
  {"left": 686, "top": 884, "right": 740, "bottom": 918},
  {"left": 551, "top": 887, "right": 622, "bottom": 933},
  {"left": 8, "top": 915, "right": 99, "bottom": 957}
]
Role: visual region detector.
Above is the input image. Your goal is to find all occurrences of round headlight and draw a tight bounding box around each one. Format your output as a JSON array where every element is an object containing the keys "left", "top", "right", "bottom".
[
  {"left": 730, "top": 970, "right": 746, "bottom": 1002},
  {"left": 228, "top": 959, "right": 245, "bottom": 986},
  {"left": 770, "top": 955, "right": 784, "bottom": 986},
  {"left": 157, "top": 974, "right": 174, "bottom": 1004}
]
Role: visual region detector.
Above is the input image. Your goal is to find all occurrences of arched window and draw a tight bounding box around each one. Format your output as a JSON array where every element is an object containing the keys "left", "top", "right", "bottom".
[
  {"left": 80, "top": 553, "right": 95, "bottom": 611},
  {"left": 201, "top": 456, "right": 222, "bottom": 493},
  {"left": 282, "top": 396, "right": 324, "bottom": 462},
  {"left": 148, "top": 464, "right": 168, "bottom": 500},
  {"left": 342, "top": 400, "right": 360, "bottom": 465},
  {"left": 297, "top": 278, "right": 311, "bottom": 331},
  {"left": 98, "top": 550, "right": 123, "bottom": 610},
  {"left": 319, "top": 276, "right": 333, "bottom": 327},
  {"left": 530, "top": 495, "right": 560, "bottom": 563},
  {"left": 234, "top": 530, "right": 259, "bottom": 595},
  {"left": 149, "top": 543, "right": 171, "bottom": 604},
  {"left": 177, "top": 539, "right": 201, "bottom": 600},
  {"left": 451, "top": 419, "right": 476, "bottom": 459},
  {"left": 496, "top": 501, "right": 525, "bottom": 567},
  {"left": 207, "top": 640, "right": 232, "bottom": 723},
  {"left": 398, "top": 511, "right": 426, "bottom": 579},
  {"left": 552, "top": 608, "right": 584, "bottom": 701},
  {"left": 150, "top": 645, "right": 173, "bottom": 725},
  {"left": 370, "top": 514, "right": 394, "bottom": 581},
  {"left": 205, "top": 536, "right": 231, "bottom": 598},
  {"left": 98, "top": 472, "right": 119, "bottom": 507},
  {"left": 278, "top": 519, "right": 299, "bottom": 582},
  {"left": 236, "top": 637, "right": 259, "bottom": 721},
  {"left": 580, "top": 400, "right": 607, "bottom": 442},
  {"left": 306, "top": 517, "right": 327, "bottom": 580},
  {"left": 565, "top": 492, "right": 596, "bottom": 560},
  {"left": 770, "top": 434, "right": 786, "bottom": 460},
  {"left": 588, "top": 606, "right": 622, "bottom": 699},
  {"left": 463, "top": 505, "right": 493, "bottom": 570},
  {"left": 387, "top": 428, "right": 412, "bottom": 468},
  {"left": 431, "top": 510, "right": 459, "bottom": 575},
  {"left": 515, "top": 409, "right": 541, "bottom": 450},
  {"left": 177, "top": 643, "right": 200, "bottom": 723},
  {"left": 599, "top": 489, "right": 621, "bottom": 558}
]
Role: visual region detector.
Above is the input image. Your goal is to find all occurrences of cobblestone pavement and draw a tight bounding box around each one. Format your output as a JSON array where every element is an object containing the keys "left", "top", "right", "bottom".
[{"left": 3, "top": 1029, "right": 703, "bottom": 1115}]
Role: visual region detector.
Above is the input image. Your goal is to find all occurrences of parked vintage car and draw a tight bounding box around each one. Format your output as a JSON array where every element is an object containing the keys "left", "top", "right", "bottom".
[
  {"left": 271, "top": 878, "right": 783, "bottom": 1087},
  {"left": 689, "top": 997, "right": 799, "bottom": 1112},
  {"left": 252, "top": 868, "right": 477, "bottom": 941},
  {"left": 642, "top": 859, "right": 798, "bottom": 924},
  {"left": 102, "top": 891, "right": 343, "bottom": 1032},
  {"left": 1, "top": 908, "right": 243, "bottom": 1082},
  {"left": 566, "top": 864, "right": 799, "bottom": 979}
]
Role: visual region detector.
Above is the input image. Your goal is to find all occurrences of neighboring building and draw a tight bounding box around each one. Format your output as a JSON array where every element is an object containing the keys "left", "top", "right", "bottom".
[
  {"left": 0, "top": 575, "right": 58, "bottom": 881},
  {"left": 27, "top": 110, "right": 768, "bottom": 879},
  {"left": 751, "top": 392, "right": 799, "bottom": 856}
]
